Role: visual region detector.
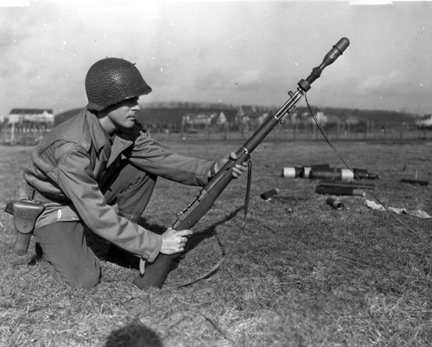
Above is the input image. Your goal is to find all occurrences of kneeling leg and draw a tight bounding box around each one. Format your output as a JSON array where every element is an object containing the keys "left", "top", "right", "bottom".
[{"left": 33, "top": 221, "right": 101, "bottom": 289}]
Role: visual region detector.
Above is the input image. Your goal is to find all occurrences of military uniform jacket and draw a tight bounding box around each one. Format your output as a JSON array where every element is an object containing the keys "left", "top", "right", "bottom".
[{"left": 23, "top": 108, "right": 214, "bottom": 262}]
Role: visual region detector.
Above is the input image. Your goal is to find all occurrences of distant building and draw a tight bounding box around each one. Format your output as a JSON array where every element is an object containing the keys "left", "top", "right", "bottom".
[
  {"left": 216, "top": 111, "right": 227, "bottom": 125},
  {"left": 315, "top": 111, "right": 327, "bottom": 123},
  {"left": 236, "top": 105, "right": 273, "bottom": 130},
  {"left": 291, "top": 108, "right": 327, "bottom": 124},
  {"left": 6, "top": 108, "right": 54, "bottom": 127},
  {"left": 345, "top": 115, "right": 359, "bottom": 125},
  {"left": 416, "top": 114, "right": 432, "bottom": 128},
  {"left": 1, "top": 108, "right": 55, "bottom": 145}
]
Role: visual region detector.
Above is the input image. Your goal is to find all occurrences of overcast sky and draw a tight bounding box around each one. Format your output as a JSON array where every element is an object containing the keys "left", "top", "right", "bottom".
[{"left": 1, "top": 0, "right": 431, "bottom": 116}]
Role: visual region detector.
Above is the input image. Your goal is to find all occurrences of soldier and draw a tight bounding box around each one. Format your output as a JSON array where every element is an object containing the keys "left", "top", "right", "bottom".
[{"left": 20, "top": 57, "right": 246, "bottom": 288}]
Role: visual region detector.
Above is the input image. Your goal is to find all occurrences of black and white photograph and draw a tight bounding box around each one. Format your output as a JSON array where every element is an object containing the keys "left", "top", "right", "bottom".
[{"left": 1, "top": 1, "right": 432, "bottom": 346}]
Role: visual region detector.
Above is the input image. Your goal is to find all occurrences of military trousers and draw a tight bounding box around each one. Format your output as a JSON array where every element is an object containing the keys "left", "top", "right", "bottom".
[{"left": 33, "top": 160, "right": 157, "bottom": 289}]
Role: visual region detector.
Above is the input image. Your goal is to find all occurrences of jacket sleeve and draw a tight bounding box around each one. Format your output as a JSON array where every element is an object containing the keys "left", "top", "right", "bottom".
[
  {"left": 53, "top": 142, "right": 162, "bottom": 262},
  {"left": 126, "top": 130, "right": 215, "bottom": 187}
]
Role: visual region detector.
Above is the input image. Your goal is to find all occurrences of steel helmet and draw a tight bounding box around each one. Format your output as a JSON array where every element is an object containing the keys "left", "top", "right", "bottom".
[{"left": 85, "top": 57, "right": 152, "bottom": 111}]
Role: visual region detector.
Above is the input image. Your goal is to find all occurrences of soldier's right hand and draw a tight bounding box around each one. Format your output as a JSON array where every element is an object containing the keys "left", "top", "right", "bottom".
[{"left": 160, "top": 227, "right": 193, "bottom": 255}]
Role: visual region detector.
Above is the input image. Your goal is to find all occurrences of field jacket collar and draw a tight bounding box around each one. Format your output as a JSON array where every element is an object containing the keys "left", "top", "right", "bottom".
[
  {"left": 84, "top": 108, "right": 110, "bottom": 152},
  {"left": 84, "top": 108, "right": 139, "bottom": 167}
]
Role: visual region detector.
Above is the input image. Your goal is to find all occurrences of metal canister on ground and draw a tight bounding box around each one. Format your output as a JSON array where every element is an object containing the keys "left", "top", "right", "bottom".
[
  {"left": 310, "top": 168, "right": 354, "bottom": 181},
  {"left": 260, "top": 188, "right": 280, "bottom": 200},
  {"left": 353, "top": 168, "right": 379, "bottom": 179},
  {"left": 281, "top": 164, "right": 330, "bottom": 178},
  {"left": 281, "top": 167, "right": 302, "bottom": 178},
  {"left": 352, "top": 168, "right": 369, "bottom": 179},
  {"left": 302, "top": 164, "right": 330, "bottom": 179},
  {"left": 326, "top": 197, "right": 344, "bottom": 210},
  {"left": 315, "top": 187, "right": 365, "bottom": 197},
  {"left": 400, "top": 178, "right": 429, "bottom": 186},
  {"left": 318, "top": 180, "right": 375, "bottom": 190}
]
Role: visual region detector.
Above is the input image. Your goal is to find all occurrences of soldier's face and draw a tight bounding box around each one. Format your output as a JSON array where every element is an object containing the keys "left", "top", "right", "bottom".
[{"left": 107, "top": 97, "right": 141, "bottom": 130}]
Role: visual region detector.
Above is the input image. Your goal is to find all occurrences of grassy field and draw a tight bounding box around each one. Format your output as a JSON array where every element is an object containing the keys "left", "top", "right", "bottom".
[{"left": 1, "top": 138, "right": 432, "bottom": 347}]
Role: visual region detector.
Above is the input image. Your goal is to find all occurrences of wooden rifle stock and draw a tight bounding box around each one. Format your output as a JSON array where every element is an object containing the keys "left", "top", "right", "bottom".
[{"left": 133, "top": 37, "right": 350, "bottom": 289}]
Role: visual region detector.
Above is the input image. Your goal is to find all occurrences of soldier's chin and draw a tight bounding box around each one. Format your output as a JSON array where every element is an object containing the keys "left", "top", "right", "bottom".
[{"left": 125, "top": 118, "right": 137, "bottom": 127}]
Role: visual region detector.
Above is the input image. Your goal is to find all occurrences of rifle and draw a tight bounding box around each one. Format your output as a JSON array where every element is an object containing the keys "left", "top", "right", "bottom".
[{"left": 133, "top": 37, "right": 350, "bottom": 289}]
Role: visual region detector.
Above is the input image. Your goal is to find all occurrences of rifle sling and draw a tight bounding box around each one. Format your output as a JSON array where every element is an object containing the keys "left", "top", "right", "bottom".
[
  {"left": 179, "top": 155, "right": 252, "bottom": 287},
  {"left": 242, "top": 156, "right": 252, "bottom": 228}
]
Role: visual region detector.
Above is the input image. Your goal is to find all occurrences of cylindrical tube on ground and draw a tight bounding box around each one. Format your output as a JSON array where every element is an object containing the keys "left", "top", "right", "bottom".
[
  {"left": 353, "top": 168, "right": 369, "bottom": 179},
  {"left": 310, "top": 168, "right": 354, "bottom": 181},
  {"left": 281, "top": 167, "right": 302, "bottom": 178},
  {"left": 260, "top": 188, "right": 280, "bottom": 200},
  {"left": 302, "top": 164, "right": 330, "bottom": 179},
  {"left": 315, "top": 187, "right": 365, "bottom": 197},
  {"left": 400, "top": 178, "right": 429, "bottom": 186},
  {"left": 281, "top": 164, "right": 330, "bottom": 179},
  {"left": 326, "top": 197, "right": 344, "bottom": 210},
  {"left": 318, "top": 180, "right": 375, "bottom": 190},
  {"left": 303, "top": 167, "right": 312, "bottom": 178}
]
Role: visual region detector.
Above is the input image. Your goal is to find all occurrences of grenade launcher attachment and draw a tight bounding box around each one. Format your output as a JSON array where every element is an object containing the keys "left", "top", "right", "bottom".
[{"left": 133, "top": 37, "right": 350, "bottom": 289}]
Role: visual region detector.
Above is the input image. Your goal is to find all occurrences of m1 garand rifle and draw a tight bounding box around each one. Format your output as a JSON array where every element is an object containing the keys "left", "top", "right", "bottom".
[{"left": 134, "top": 37, "right": 350, "bottom": 289}]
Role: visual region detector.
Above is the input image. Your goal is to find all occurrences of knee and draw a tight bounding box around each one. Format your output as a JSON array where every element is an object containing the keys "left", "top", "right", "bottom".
[{"left": 64, "top": 267, "right": 101, "bottom": 289}]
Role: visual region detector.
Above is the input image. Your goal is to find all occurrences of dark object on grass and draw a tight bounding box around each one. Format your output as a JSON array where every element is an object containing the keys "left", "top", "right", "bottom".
[
  {"left": 105, "top": 319, "right": 163, "bottom": 347},
  {"left": 326, "top": 197, "right": 344, "bottom": 210},
  {"left": 260, "top": 188, "right": 280, "bottom": 200},
  {"left": 318, "top": 180, "right": 375, "bottom": 190},
  {"left": 302, "top": 164, "right": 331, "bottom": 178},
  {"left": 352, "top": 168, "right": 380, "bottom": 180},
  {"left": 400, "top": 178, "right": 429, "bottom": 186},
  {"left": 133, "top": 37, "right": 350, "bottom": 289},
  {"left": 316, "top": 187, "right": 365, "bottom": 197},
  {"left": 310, "top": 168, "right": 354, "bottom": 181},
  {"left": 310, "top": 168, "right": 378, "bottom": 181}
]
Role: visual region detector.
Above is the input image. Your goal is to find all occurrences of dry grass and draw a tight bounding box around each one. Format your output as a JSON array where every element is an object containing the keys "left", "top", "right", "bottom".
[{"left": 1, "top": 138, "right": 432, "bottom": 347}]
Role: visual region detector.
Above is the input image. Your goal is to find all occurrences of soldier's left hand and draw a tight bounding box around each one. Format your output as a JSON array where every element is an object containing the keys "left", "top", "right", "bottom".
[{"left": 217, "top": 152, "right": 248, "bottom": 178}]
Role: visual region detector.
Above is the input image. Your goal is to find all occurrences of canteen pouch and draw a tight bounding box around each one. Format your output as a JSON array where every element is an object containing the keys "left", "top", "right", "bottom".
[{"left": 4, "top": 200, "right": 45, "bottom": 256}]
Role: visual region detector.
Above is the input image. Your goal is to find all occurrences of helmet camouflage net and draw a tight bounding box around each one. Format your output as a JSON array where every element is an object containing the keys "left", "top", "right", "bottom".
[{"left": 85, "top": 57, "right": 152, "bottom": 111}]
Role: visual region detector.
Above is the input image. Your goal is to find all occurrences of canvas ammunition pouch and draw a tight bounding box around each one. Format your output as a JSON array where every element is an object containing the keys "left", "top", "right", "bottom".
[{"left": 4, "top": 199, "right": 45, "bottom": 255}]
